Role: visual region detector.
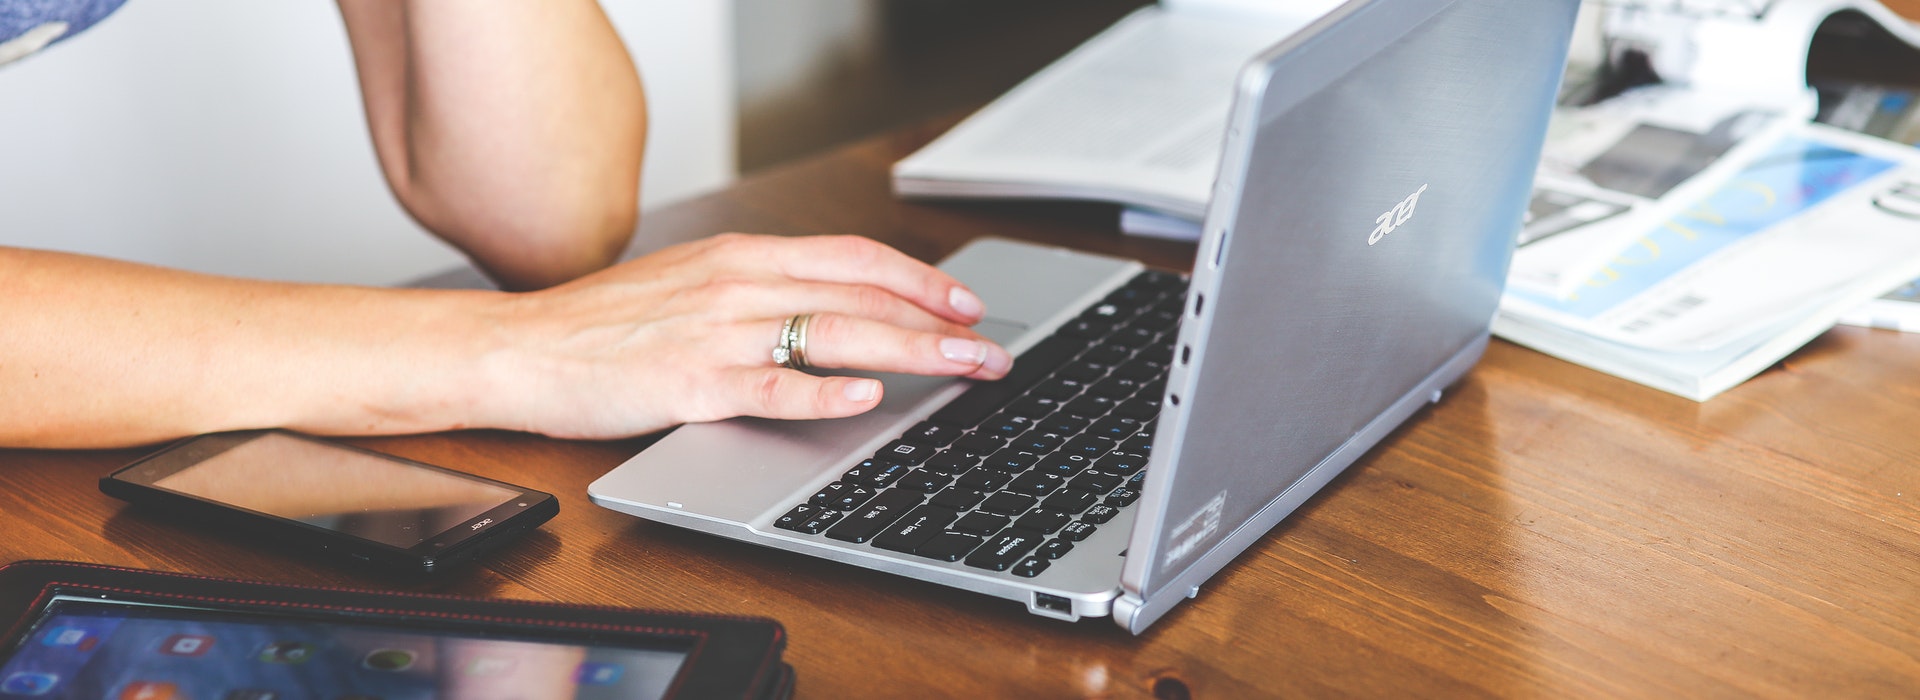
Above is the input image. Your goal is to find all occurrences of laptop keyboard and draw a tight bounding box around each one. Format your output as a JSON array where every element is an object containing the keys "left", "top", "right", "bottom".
[{"left": 773, "top": 270, "right": 1187, "bottom": 578}]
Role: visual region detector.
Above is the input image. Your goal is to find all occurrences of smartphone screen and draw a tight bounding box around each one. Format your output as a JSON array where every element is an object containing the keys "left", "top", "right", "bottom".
[
  {"left": 105, "top": 431, "right": 557, "bottom": 571},
  {"left": 143, "top": 432, "right": 523, "bottom": 550},
  {"left": 0, "top": 597, "right": 687, "bottom": 700}
]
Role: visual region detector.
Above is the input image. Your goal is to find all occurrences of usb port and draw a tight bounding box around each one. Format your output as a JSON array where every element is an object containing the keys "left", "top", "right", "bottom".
[{"left": 1033, "top": 593, "right": 1073, "bottom": 618}]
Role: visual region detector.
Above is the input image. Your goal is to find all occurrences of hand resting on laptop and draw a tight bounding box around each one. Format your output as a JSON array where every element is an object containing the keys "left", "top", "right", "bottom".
[{"left": 0, "top": 233, "right": 1010, "bottom": 448}]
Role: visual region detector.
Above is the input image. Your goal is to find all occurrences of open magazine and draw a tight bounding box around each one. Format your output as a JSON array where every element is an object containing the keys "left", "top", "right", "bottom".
[
  {"left": 1494, "top": 124, "right": 1920, "bottom": 400},
  {"left": 1817, "top": 78, "right": 1920, "bottom": 331}
]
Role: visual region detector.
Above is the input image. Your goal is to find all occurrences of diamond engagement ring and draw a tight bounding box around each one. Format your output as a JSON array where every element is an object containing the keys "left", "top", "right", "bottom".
[{"left": 773, "top": 314, "right": 813, "bottom": 369}]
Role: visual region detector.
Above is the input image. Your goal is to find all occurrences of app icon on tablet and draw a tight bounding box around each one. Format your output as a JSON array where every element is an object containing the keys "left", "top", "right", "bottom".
[
  {"left": 258, "top": 641, "right": 317, "bottom": 665},
  {"left": 159, "top": 635, "right": 213, "bottom": 657},
  {"left": 0, "top": 672, "right": 59, "bottom": 696},
  {"left": 361, "top": 649, "right": 416, "bottom": 672}
]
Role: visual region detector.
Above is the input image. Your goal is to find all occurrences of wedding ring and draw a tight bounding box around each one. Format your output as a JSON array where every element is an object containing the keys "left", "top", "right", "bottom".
[{"left": 773, "top": 314, "right": 813, "bottom": 370}]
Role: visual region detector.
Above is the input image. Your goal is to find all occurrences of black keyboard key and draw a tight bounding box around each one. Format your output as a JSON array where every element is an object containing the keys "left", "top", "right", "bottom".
[
  {"left": 914, "top": 531, "right": 985, "bottom": 562},
  {"left": 1063, "top": 435, "right": 1111, "bottom": 456},
  {"left": 1037, "top": 414, "right": 1091, "bottom": 436},
  {"left": 1042, "top": 489, "right": 1098, "bottom": 515},
  {"left": 1070, "top": 472, "right": 1124, "bottom": 495},
  {"left": 955, "top": 468, "right": 1013, "bottom": 492},
  {"left": 931, "top": 334, "right": 1082, "bottom": 426},
  {"left": 1079, "top": 300, "right": 1135, "bottom": 323},
  {"left": 1013, "top": 509, "right": 1071, "bottom": 534},
  {"left": 976, "top": 412, "right": 1037, "bottom": 438},
  {"left": 978, "top": 492, "right": 1038, "bottom": 516},
  {"left": 1141, "top": 269, "right": 1187, "bottom": 290},
  {"left": 773, "top": 504, "right": 819, "bottom": 531},
  {"left": 843, "top": 460, "right": 910, "bottom": 489},
  {"left": 1093, "top": 452, "right": 1146, "bottom": 477},
  {"left": 1088, "top": 416, "right": 1143, "bottom": 441},
  {"left": 825, "top": 489, "right": 926, "bottom": 543},
  {"left": 1100, "top": 284, "right": 1158, "bottom": 308},
  {"left": 902, "top": 421, "right": 964, "bottom": 447},
  {"left": 1006, "top": 471, "right": 1066, "bottom": 498},
  {"left": 952, "top": 511, "right": 1011, "bottom": 536},
  {"left": 1114, "top": 396, "right": 1162, "bottom": 420},
  {"left": 1011, "top": 557, "right": 1050, "bottom": 578},
  {"left": 1105, "top": 488, "right": 1142, "bottom": 508},
  {"left": 1121, "top": 435, "right": 1154, "bottom": 456},
  {"left": 1009, "top": 431, "right": 1065, "bottom": 454},
  {"left": 1037, "top": 539, "right": 1075, "bottom": 560},
  {"left": 1057, "top": 361, "right": 1109, "bottom": 383},
  {"left": 949, "top": 433, "right": 1007, "bottom": 459},
  {"left": 1115, "top": 358, "right": 1169, "bottom": 382},
  {"left": 1058, "top": 521, "right": 1098, "bottom": 542},
  {"left": 965, "top": 531, "right": 1045, "bottom": 571},
  {"left": 1063, "top": 395, "right": 1118, "bottom": 420},
  {"left": 1035, "top": 453, "right": 1094, "bottom": 478},
  {"left": 796, "top": 510, "right": 842, "bottom": 535},
  {"left": 1006, "top": 396, "right": 1064, "bottom": 419},
  {"left": 1055, "top": 318, "right": 1114, "bottom": 339},
  {"left": 1136, "top": 308, "right": 1181, "bottom": 332},
  {"left": 810, "top": 482, "right": 874, "bottom": 510},
  {"left": 1081, "top": 504, "right": 1120, "bottom": 524},
  {"left": 980, "top": 448, "right": 1037, "bottom": 472},
  {"left": 924, "top": 451, "right": 978, "bottom": 476},
  {"left": 895, "top": 468, "right": 952, "bottom": 494},
  {"left": 1110, "top": 326, "right": 1158, "bottom": 349},
  {"left": 1082, "top": 344, "right": 1131, "bottom": 365},
  {"left": 873, "top": 505, "right": 961, "bottom": 553},
  {"left": 1032, "top": 377, "right": 1089, "bottom": 401},
  {"left": 929, "top": 487, "right": 987, "bottom": 511},
  {"left": 1089, "top": 376, "right": 1142, "bottom": 400},
  {"left": 874, "top": 440, "right": 935, "bottom": 466}
]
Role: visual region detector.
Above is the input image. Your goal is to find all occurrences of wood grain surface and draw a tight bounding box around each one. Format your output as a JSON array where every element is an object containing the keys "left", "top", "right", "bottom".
[{"left": 3, "top": 122, "right": 1916, "bottom": 698}]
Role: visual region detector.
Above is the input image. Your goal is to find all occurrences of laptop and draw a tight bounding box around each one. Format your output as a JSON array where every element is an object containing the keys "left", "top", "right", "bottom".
[{"left": 591, "top": 0, "right": 1578, "bottom": 633}]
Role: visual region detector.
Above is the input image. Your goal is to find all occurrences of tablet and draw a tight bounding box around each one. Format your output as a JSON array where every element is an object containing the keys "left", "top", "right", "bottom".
[{"left": 0, "top": 562, "right": 792, "bottom": 700}]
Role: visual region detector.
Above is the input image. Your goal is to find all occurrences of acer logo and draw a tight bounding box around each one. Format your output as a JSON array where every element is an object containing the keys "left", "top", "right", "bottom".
[
  {"left": 1369, "top": 184, "right": 1428, "bottom": 246},
  {"left": 470, "top": 518, "right": 494, "bottom": 530}
]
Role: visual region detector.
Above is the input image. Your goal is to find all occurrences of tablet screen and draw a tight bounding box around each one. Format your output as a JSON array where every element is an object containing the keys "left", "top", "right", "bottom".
[{"left": 0, "top": 598, "right": 688, "bottom": 700}]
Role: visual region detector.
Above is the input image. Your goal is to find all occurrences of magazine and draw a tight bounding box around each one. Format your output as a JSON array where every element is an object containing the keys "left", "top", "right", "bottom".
[
  {"left": 1815, "top": 78, "right": 1920, "bottom": 332},
  {"left": 1493, "top": 124, "right": 1920, "bottom": 399}
]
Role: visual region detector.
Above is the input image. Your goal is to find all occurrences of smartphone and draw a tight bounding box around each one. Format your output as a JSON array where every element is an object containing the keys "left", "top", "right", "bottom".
[{"left": 101, "top": 430, "right": 558, "bottom": 573}]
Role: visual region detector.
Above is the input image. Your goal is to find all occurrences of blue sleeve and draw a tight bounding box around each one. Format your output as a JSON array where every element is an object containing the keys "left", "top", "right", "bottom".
[{"left": 1, "top": 0, "right": 129, "bottom": 63}]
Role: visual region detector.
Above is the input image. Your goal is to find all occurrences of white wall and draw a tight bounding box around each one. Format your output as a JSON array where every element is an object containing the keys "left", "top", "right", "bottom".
[{"left": 0, "top": 0, "right": 734, "bottom": 286}]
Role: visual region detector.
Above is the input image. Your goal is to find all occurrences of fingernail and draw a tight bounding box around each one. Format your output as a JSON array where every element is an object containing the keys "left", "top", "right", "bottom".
[
  {"left": 843, "top": 378, "right": 880, "bottom": 403},
  {"left": 948, "top": 286, "right": 985, "bottom": 319},
  {"left": 981, "top": 344, "right": 1013, "bottom": 376},
  {"left": 939, "top": 338, "right": 987, "bottom": 366}
]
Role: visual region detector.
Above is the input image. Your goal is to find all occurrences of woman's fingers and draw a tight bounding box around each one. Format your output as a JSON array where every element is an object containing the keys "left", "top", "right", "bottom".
[
  {"left": 699, "top": 234, "right": 987, "bottom": 325},
  {"left": 699, "top": 279, "right": 978, "bottom": 337},
  {"left": 718, "top": 369, "right": 885, "bottom": 421},
  {"left": 790, "top": 313, "right": 1011, "bottom": 380}
]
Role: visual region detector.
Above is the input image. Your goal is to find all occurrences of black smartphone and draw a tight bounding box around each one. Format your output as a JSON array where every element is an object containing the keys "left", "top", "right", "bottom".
[{"left": 101, "top": 430, "right": 558, "bottom": 573}]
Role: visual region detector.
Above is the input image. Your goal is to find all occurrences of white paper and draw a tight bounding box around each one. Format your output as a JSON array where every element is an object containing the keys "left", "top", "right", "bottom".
[{"left": 1500, "top": 123, "right": 1920, "bottom": 366}]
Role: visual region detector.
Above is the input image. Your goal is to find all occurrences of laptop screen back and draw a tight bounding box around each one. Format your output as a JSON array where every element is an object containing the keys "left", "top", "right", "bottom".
[{"left": 1125, "top": 0, "right": 1577, "bottom": 606}]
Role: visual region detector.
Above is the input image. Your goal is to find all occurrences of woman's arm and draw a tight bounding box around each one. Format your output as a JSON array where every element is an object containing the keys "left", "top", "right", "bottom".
[
  {"left": 336, "top": 0, "right": 647, "bottom": 290},
  {"left": 0, "top": 235, "right": 1012, "bottom": 449}
]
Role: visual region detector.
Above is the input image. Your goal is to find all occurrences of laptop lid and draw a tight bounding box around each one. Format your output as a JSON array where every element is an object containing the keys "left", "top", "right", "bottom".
[{"left": 1116, "top": 0, "right": 1578, "bottom": 631}]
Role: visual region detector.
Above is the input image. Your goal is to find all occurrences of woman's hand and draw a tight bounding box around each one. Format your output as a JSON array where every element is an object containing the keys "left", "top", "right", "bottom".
[{"left": 470, "top": 234, "right": 1013, "bottom": 439}]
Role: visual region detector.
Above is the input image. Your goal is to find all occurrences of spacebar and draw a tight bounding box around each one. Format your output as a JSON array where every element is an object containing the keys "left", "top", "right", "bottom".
[{"left": 931, "top": 334, "right": 1083, "bottom": 426}]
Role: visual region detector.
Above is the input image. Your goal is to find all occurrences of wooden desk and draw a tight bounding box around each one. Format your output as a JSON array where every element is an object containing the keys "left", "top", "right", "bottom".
[{"left": 6, "top": 124, "right": 1918, "bottom": 698}]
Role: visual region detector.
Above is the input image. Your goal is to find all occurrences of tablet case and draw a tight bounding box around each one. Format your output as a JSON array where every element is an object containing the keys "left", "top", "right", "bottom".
[{"left": 0, "top": 561, "right": 793, "bottom": 700}]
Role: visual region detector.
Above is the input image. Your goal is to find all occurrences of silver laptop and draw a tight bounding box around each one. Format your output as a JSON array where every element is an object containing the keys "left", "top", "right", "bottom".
[{"left": 591, "top": 0, "right": 1578, "bottom": 633}]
